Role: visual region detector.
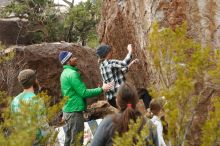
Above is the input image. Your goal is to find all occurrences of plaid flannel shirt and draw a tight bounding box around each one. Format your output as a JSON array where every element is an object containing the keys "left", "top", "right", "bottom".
[{"left": 99, "top": 52, "right": 132, "bottom": 100}]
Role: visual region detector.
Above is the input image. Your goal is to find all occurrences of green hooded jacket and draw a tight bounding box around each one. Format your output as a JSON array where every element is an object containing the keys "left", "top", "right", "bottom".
[{"left": 61, "top": 65, "right": 103, "bottom": 112}]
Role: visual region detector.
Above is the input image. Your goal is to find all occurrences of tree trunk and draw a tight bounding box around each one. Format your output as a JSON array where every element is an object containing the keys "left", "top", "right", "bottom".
[
  {"left": 81, "top": 35, "right": 86, "bottom": 46},
  {"left": 65, "top": 0, "right": 75, "bottom": 42}
]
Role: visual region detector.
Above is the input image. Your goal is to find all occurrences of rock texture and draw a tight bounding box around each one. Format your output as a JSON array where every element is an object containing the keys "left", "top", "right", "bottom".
[
  {"left": 99, "top": 0, "right": 220, "bottom": 88},
  {"left": 0, "top": 42, "right": 103, "bottom": 105},
  {"left": 0, "top": 19, "right": 34, "bottom": 46},
  {"left": 98, "top": 0, "right": 150, "bottom": 89},
  {"left": 98, "top": 0, "right": 220, "bottom": 145},
  {"left": 86, "top": 100, "right": 118, "bottom": 120}
]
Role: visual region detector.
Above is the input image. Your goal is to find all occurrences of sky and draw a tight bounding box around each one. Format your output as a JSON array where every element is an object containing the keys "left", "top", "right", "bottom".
[{"left": 0, "top": 0, "right": 11, "bottom": 6}]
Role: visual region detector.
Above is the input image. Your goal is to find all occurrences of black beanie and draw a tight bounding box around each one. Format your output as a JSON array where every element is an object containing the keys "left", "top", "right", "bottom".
[{"left": 96, "top": 45, "right": 111, "bottom": 58}]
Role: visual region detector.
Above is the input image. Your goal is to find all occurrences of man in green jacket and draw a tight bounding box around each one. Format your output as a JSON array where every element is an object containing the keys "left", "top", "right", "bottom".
[{"left": 59, "top": 51, "right": 113, "bottom": 146}]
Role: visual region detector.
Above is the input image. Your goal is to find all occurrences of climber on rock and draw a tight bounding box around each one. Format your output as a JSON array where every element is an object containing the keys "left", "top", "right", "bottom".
[{"left": 96, "top": 44, "right": 139, "bottom": 108}]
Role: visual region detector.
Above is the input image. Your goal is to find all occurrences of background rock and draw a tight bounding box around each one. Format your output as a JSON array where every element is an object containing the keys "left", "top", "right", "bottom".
[
  {"left": 86, "top": 100, "right": 118, "bottom": 120},
  {"left": 0, "top": 19, "right": 34, "bottom": 46},
  {"left": 0, "top": 42, "right": 103, "bottom": 105}
]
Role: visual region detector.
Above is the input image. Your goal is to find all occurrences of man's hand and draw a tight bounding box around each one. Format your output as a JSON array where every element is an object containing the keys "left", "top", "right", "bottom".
[
  {"left": 127, "top": 44, "right": 132, "bottom": 53},
  {"left": 128, "top": 58, "right": 139, "bottom": 68},
  {"left": 132, "top": 58, "right": 139, "bottom": 64},
  {"left": 102, "top": 81, "right": 114, "bottom": 92}
]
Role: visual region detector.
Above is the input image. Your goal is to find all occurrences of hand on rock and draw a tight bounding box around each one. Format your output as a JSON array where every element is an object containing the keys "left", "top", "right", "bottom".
[
  {"left": 128, "top": 58, "right": 139, "bottom": 68},
  {"left": 132, "top": 58, "right": 139, "bottom": 64},
  {"left": 127, "top": 44, "right": 132, "bottom": 53}
]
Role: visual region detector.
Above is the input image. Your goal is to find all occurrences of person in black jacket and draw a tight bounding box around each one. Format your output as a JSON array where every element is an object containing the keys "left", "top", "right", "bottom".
[{"left": 90, "top": 82, "right": 159, "bottom": 146}]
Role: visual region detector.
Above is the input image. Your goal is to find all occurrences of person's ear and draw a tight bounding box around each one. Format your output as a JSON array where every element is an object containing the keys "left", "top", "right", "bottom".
[
  {"left": 66, "top": 60, "right": 71, "bottom": 65},
  {"left": 36, "top": 79, "right": 41, "bottom": 87},
  {"left": 159, "top": 109, "right": 164, "bottom": 117}
]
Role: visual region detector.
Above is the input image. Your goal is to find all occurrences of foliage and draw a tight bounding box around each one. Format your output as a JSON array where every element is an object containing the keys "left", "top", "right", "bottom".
[
  {"left": 0, "top": 0, "right": 65, "bottom": 43},
  {"left": 201, "top": 97, "right": 220, "bottom": 146},
  {"left": 113, "top": 118, "right": 150, "bottom": 146},
  {"left": 0, "top": 0, "right": 101, "bottom": 47},
  {"left": 87, "top": 32, "right": 100, "bottom": 48},
  {"left": 0, "top": 42, "right": 14, "bottom": 64},
  {"left": 64, "top": 0, "right": 101, "bottom": 46},
  {"left": 0, "top": 91, "right": 66, "bottom": 146},
  {"left": 1, "top": 0, "right": 53, "bottom": 20},
  {"left": 147, "top": 22, "right": 220, "bottom": 145}
]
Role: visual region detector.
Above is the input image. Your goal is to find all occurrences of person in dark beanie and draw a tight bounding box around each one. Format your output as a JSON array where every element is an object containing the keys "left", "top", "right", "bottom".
[
  {"left": 59, "top": 51, "right": 113, "bottom": 146},
  {"left": 96, "top": 44, "right": 139, "bottom": 108},
  {"left": 11, "top": 69, "right": 49, "bottom": 145}
]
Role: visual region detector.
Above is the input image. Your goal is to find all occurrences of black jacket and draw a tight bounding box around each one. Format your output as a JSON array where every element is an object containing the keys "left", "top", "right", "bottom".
[{"left": 90, "top": 115, "right": 159, "bottom": 146}]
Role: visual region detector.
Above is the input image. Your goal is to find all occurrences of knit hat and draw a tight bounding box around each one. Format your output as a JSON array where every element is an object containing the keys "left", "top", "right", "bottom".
[
  {"left": 96, "top": 45, "right": 112, "bottom": 58},
  {"left": 59, "top": 51, "right": 73, "bottom": 65},
  {"left": 18, "top": 69, "right": 36, "bottom": 89}
]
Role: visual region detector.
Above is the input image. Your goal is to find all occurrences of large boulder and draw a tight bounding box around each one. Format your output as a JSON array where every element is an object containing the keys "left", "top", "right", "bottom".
[
  {"left": 0, "top": 42, "right": 103, "bottom": 104},
  {"left": 98, "top": 1, "right": 149, "bottom": 89},
  {"left": 98, "top": 0, "right": 220, "bottom": 89},
  {"left": 98, "top": 0, "right": 220, "bottom": 145}
]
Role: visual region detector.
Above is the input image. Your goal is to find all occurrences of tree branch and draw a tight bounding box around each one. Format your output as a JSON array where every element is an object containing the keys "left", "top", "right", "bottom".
[
  {"left": 63, "top": 0, "right": 74, "bottom": 7},
  {"left": 181, "top": 89, "right": 215, "bottom": 146}
]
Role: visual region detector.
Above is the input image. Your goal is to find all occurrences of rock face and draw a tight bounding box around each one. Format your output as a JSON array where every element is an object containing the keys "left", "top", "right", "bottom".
[
  {"left": 0, "top": 42, "right": 103, "bottom": 104},
  {"left": 86, "top": 100, "right": 118, "bottom": 120},
  {"left": 98, "top": 0, "right": 150, "bottom": 89},
  {"left": 0, "top": 19, "right": 34, "bottom": 46},
  {"left": 99, "top": 0, "right": 220, "bottom": 88},
  {"left": 98, "top": 0, "right": 220, "bottom": 145},
  {"left": 154, "top": 0, "right": 220, "bottom": 49}
]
